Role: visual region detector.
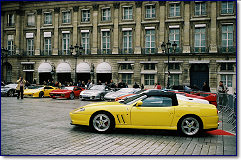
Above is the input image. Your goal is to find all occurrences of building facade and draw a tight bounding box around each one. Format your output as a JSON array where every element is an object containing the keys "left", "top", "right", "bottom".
[{"left": 1, "top": 1, "right": 236, "bottom": 94}]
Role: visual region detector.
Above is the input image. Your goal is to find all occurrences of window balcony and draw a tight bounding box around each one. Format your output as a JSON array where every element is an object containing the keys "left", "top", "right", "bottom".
[
  {"left": 141, "top": 48, "right": 158, "bottom": 54},
  {"left": 82, "top": 49, "right": 91, "bottom": 55},
  {"left": 97, "top": 49, "right": 112, "bottom": 55},
  {"left": 119, "top": 48, "right": 134, "bottom": 54},
  {"left": 40, "top": 50, "right": 52, "bottom": 56},
  {"left": 169, "top": 47, "right": 182, "bottom": 54},
  {"left": 58, "top": 50, "right": 72, "bottom": 55},
  {"left": 191, "top": 47, "right": 209, "bottom": 53},
  {"left": 23, "top": 51, "right": 35, "bottom": 56},
  {"left": 219, "top": 46, "right": 235, "bottom": 54}
]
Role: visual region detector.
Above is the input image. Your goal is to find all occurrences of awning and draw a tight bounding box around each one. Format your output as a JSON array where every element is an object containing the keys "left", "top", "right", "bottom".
[
  {"left": 56, "top": 63, "right": 71, "bottom": 73},
  {"left": 76, "top": 62, "right": 91, "bottom": 73},
  {"left": 96, "top": 62, "right": 112, "bottom": 73},
  {"left": 38, "top": 63, "right": 52, "bottom": 73}
]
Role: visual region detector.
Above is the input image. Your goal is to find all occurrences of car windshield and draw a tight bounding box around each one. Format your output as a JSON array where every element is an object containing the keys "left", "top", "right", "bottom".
[
  {"left": 27, "top": 86, "right": 44, "bottom": 89},
  {"left": 90, "top": 85, "right": 105, "bottom": 91},
  {"left": 120, "top": 94, "right": 147, "bottom": 105},
  {"left": 5, "top": 84, "right": 17, "bottom": 88},
  {"left": 63, "top": 87, "right": 74, "bottom": 90},
  {"left": 117, "top": 88, "right": 134, "bottom": 93}
]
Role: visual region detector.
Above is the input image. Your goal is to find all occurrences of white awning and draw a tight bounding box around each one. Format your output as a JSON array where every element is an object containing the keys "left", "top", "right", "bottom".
[
  {"left": 38, "top": 63, "right": 52, "bottom": 73},
  {"left": 76, "top": 62, "right": 91, "bottom": 73},
  {"left": 96, "top": 62, "right": 112, "bottom": 73},
  {"left": 56, "top": 63, "right": 71, "bottom": 73}
]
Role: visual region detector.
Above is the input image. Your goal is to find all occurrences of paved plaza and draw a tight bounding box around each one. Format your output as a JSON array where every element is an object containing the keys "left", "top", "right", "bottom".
[{"left": 1, "top": 97, "right": 236, "bottom": 156}]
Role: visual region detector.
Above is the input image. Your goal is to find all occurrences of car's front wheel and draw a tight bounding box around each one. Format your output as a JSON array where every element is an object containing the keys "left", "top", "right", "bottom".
[
  {"left": 90, "top": 112, "right": 114, "bottom": 133},
  {"left": 178, "top": 116, "right": 201, "bottom": 136},
  {"left": 70, "top": 92, "right": 74, "bottom": 100},
  {"left": 39, "top": 92, "right": 44, "bottom": 98},
  {"left": 8, "top": 90, "right": 15, "bottom": 97}
]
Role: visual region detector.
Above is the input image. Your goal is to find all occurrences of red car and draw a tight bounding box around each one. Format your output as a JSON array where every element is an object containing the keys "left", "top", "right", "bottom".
[
  {"left": 49, "top": 86, "right": 85, "bottom": 100},
  {"left": 185, "top": 92, "right": 217, "bottom": 106}
]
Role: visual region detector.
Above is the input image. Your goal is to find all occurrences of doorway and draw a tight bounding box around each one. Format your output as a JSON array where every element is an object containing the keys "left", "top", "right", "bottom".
[{"left": 190, "top": 64, "right": 209, "bottom": 90}]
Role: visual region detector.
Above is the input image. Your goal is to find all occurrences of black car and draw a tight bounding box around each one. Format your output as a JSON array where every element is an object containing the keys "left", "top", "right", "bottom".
[{"left": 1, "top": 84, "right": 18, "bottom": 97}]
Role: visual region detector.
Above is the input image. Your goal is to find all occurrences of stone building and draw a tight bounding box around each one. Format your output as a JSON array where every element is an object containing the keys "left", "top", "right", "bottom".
[{"left": 1, "top": 1, "right": 236, "bottom": 94}]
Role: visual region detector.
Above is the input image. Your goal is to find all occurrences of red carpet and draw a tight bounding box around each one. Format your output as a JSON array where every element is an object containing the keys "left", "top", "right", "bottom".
[{"left": 206, "top": 129, "right": 235, "bottom": 136}]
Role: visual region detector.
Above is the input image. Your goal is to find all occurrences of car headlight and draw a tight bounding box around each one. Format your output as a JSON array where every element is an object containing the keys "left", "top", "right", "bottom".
[{"left": 74, "top": 107, "right": 85, "bottom": 112}]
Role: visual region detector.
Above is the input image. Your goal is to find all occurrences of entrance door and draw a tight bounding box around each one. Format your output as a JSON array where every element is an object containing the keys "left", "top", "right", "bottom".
[
  {"left": 25, "top": 72, "right": 33, "bottom": 84},
  {"left": 57, "top": 73, "right": 72, "bottom": 84},
  {"left": 190, "top": 64, "right": 209, "bottom": 89},
  {"left": 97, "top": 73, "right": 112, "bottom": 84},
  {"left": 77, "top": 73, "right": 90, "bottom": 84},
  {"left": 39, "top": 73, "right": 52, "bottom": 84}
]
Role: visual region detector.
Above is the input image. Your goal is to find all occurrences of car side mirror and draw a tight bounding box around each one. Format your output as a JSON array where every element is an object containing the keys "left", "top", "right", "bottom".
[{"left": 135, "top": 101, "right": 143, "bottom": 107}]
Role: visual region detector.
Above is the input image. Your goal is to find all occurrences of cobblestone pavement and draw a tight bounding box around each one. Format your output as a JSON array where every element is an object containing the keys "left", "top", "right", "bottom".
[{"left": 1, "top": 97, "right": 236, "bottom": 156}]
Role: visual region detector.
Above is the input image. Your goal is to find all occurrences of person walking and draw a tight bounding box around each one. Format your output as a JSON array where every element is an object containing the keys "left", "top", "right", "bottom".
[
  {"left": 133, "top": 82, "right": 140, "bottom": 88},
  {"left": 16, "top": 77, "right": 26, "bottom": 99}
]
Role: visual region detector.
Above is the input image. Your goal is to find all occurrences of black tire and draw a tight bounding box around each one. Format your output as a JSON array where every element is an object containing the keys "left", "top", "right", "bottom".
[
  {"left": 90, "top": 112, "right": 115, "bottom": 133},
  {"left": 39, "top": 92, "right": 44, "bottom": 98},
  {"left": 178, "top": 116, "right": 202, "bottom": 136},
  {"left": 8, "top": 90, "right": 15, "bottom": 97},
  {"left": 70, "top": 92, "right": 75, "bottom": 100}
]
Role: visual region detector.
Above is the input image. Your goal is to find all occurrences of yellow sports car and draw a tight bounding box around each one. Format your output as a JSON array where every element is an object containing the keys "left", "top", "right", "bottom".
[
  {"left": 70, "top": 91, "right": 219, "bottom": 136},
  {"left": 24, "top": 86, "right": 57, "bottom": 98}
]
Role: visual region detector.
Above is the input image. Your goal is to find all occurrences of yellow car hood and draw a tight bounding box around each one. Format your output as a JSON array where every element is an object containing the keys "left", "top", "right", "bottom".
[
  {"left": 24, "top": 89, "right": 42, "bottom": 93},
  {"left": 83, "top": 101, "right": 124, "bottom": 108}
]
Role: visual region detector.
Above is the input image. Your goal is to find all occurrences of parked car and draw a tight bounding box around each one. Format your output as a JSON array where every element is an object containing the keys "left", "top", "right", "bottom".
[
  {"left": 104, "top": 88, "right": 141, "bottom": 101},
  {"left": 79, "top": 85, "right": 110, "bottom": 101},
  {"left": 185, "top": 92, "right": 217, "bottom": 106},
  {"left": 24, "top": 86, "right": 57, "bottom": 98},
  {"left": 1, "top": 84, "right": 18, "bottom": 97},
  {"left": 115, "top": 89, "right": 147, "bottom": 101},
  {"left": 70, "top": 91, "right": 218, "bottom": 136},
  {"left": 50, "top": 86, "right": 85, "bottom": 100},
  {"left": 170, "top": 85, "right": 200, "bottom": 93}
]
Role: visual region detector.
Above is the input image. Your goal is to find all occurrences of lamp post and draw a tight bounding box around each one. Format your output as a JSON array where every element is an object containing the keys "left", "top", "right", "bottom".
[
  {"left": 161, "top": 40, "right": 177, "bottom": 89},
  {"left": 70, "top": 44, "right": 83, "bottom": 84}
]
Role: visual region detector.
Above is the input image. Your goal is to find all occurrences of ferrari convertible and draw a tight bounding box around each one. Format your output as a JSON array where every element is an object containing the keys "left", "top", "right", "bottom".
[
  {"left": 70, "top": 91, "right": 218, "bottom": 136},
  {"left": 50, "top": 86, "right": 85, "bottom": 99}
]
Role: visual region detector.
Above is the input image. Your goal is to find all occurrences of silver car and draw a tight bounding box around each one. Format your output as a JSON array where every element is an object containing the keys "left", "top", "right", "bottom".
[
  {"left": 104, "top": 88, "right": 141, "bottom": 101},
  {"left": 1, "top": 84, "right": 18, "bottom": 97},
  {"left": 79, "top": 85, "right": 110, "bottom": 101}
]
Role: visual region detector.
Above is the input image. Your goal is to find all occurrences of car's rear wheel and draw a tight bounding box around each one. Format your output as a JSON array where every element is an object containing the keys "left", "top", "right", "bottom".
[
  {"left": 90, "top": 112, "right": 114, "bottom": 133},
  {"left": 100, "top": 94, "right": 105, "bottom": 101},
  {"left": 39, "top": 92, "right": 44, "bottom": 98},
  {"left": 8, "top": 90, "right": 14, "bottom": 97},
  {"left": 178, "top": 116, "right": 201, "bottom": 136},
  {"left": 70, "top": 92, "right": 74, "bottom": 100}
]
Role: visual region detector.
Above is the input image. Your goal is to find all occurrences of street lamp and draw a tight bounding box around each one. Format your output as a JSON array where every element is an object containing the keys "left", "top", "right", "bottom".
[
  {"left": 161, "top": 40, "right": 177, "bottom": 89},
  {"left": 70, "top": 44, "right": 83, "bottom": 84}
]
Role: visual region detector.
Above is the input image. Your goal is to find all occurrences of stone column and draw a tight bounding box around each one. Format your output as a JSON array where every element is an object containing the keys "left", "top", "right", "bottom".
[
  {"left": 183, "top": 2, "right": 190, "bottom": 53},
  {"left": 53, "top": 7, "right": 60, "bottom": 55},
  {"left": 135, "top": 2, "right": 142, "bottom": 54},
  {"left": 158, "top": 2, "right": 166, "bottom": 53},
  {"left": 92, "top": 4, "right": 99, "bottom": 54},
  {"left": 209, "top": 59, "right": 218, "bottom": 92},
  {"left": 73, "top": 6, "right": 79, "bottom": 54},
  {"left": 35, "top": 9, "right": 42, "bottom": 55},
  {"left": 1, "top": 13, "right": 4, "bottom": 49},
  {"left": 15, "top": 10, "right": 22, "bottom": 55},
  {"left": 209, "top": 1, "right": 217, "bottom": 53},
  {"left": 112, "top": 3, "right": 120, "bottom": 54}
]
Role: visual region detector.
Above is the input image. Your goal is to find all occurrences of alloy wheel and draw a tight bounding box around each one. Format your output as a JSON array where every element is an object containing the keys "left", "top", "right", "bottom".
[
  {"left": 92, "top": 114, "right": 111, "bottom": 132},
  {"left": 181, "top": 117, "right": 200, "bottom": 136}
]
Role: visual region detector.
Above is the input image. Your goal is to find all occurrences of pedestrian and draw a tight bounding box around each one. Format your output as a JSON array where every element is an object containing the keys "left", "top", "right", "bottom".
[
  {"left": 202, "top": 81, "right": 210, "bottom": 92},
  {"left": 217, "top": 81, "right": 229, "bottom": 107},
  {"left": 155, "top": 83, "right": 162, "bottom": 89},
  {"left": 43, "top": 81, "right": 47, "bottom": 85},
  {"left": 110, "top": 79, "right": 116, "bottom": 88},
  {"left": 125, "top": 82, "right": 128, "bottom": 88},
  {"left": 141, "top": 84, "right": 144, "bottom": 90},
  {"left": 97, "top": 80, "right": 102, "bottom": 85},
  {"left": 86, "top": 79, "right": 91, "bottom": 88},
  {"left": 133, "top": 82, "right": 140, "bottom": 88},
  {"left": 58, "top": 81, "right": 62, "bottom": 88},
  {"left": 80, "top": 81, "right": 85, "bottom": 88},
  {"left": 118, "top": 80, "right": 126, "bottom": 88},
  {"left": 16, "top": 76, "right": 26, "bottom": 99}
]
